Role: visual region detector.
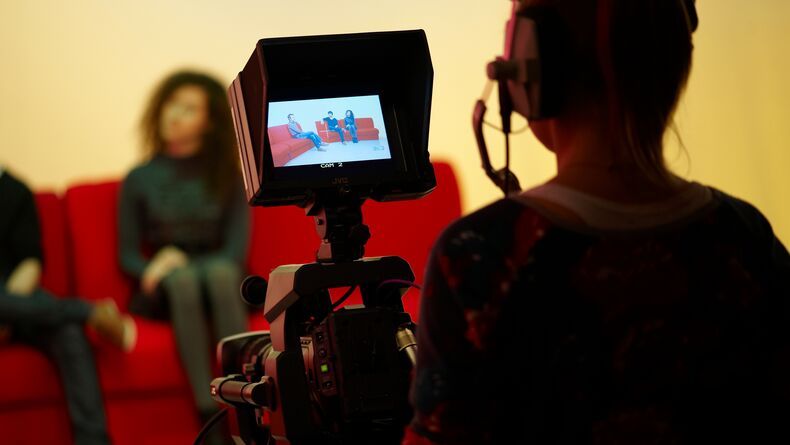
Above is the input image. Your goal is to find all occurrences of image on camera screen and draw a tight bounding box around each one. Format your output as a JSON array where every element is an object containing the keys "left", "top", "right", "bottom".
[{"left": 267, "top": 95, "right": 392, "bottom": 168}]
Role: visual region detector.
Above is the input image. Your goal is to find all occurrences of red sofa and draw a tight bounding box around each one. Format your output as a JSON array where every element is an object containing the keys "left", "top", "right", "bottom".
[
  {"left": 315, "top": 117, "right": 380, "bottom": 143},
  {"left": 0, "top": 162, "right": 461, "bottom": 444},
  {"left": 267, "top": 123, "right": 316, "bottom": 167}
]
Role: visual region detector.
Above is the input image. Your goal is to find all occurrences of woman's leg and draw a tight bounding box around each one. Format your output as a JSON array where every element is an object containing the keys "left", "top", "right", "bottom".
[
  {"left": 0, "top": 286, "right": 91, "bottom": 327},
  {"left": 332, "top": 127, "right": 345, "bottom": 142},
  {"left": 44, "top": 323, "right": 111, "bottom": 445},
  {"left": 197, "top": 257, "right": 248, "bottom": 341},
  {"left": 161, "top": 266, "right": 217, "bottom": 414}
]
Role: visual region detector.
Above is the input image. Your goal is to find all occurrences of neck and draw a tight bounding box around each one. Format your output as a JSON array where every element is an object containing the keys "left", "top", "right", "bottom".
[
  {"left": 165, "top": 140, "right": 201, "bottom": 158},
  {"left": 549, "top": 122, "right": 684, "bottom": 203}
]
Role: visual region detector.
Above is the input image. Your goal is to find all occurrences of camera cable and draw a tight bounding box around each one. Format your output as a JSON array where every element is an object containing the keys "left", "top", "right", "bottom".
[
  {"left": 331, "top": 285, "right": 359, "bottom": 310},
  {"left": 193, "top": 407, "right": 229, "bottom": 445}
]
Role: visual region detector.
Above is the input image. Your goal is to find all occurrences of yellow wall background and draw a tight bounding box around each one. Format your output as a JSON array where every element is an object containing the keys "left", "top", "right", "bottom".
[{"left": 1, "top": 1, "right": 788, "bottom": 243}]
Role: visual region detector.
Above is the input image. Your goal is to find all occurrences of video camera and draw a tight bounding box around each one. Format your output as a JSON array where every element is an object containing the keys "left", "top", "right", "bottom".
[{"left": 205, "top": 30, "right": 434, "bottom": 445}]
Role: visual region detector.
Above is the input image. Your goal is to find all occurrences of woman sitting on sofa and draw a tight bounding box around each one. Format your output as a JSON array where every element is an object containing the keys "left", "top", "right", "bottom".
[
  {"left": 117, "top": 70, "right": 250, "bottom": 432},
  {"left": 344, "top": 109, "right": 359, "bottom": 144}
]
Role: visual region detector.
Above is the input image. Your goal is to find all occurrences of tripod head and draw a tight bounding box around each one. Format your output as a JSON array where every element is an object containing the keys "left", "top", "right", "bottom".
[{"left": 305, "top": 191, "right": 370, "bottom": 264}]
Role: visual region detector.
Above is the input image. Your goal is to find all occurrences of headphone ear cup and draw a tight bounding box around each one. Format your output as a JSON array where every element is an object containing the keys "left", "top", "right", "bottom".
[
  {"left": 510, "top": 8, "right": 568, "bottom": 120},
  {"left": 506, "top": 15, "right": 540, "bottom": 119}
]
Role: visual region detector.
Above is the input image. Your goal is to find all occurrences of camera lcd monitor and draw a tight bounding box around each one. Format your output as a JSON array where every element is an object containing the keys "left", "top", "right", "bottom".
[{"left": 267, "top": 95, "right": 392, "bottom": 168}]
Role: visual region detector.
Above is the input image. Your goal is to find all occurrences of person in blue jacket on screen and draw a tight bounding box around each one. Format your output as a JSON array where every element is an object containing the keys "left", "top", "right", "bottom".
[{"left": 323, "top": 111, "right": 347, "bottom": 145}]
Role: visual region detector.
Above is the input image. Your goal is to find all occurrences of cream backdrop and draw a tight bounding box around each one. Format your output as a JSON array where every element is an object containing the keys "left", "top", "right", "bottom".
[{"left": 0, "top": 0, "right": 788, "bottom": 243}]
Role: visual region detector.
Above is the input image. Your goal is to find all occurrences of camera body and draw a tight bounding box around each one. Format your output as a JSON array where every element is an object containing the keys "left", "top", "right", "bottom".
[
  {"left": 218, "top": 306, "right": 414, "bottom": 431},
  {"left": 213, "top": 257, "right": 418, "bottom": 445}
]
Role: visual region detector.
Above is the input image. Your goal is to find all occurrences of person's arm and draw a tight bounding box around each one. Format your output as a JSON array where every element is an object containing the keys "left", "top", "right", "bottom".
[
  {"left": 5, "top": 180, "right": 43, "bottom": 295},
  {"left": 118, "top": 170, "right": 189, "bottom": 295},
  {"left": 404, "top": 227, "right": 497, "bottom": 445},
  {"left": 204, "top": 181, "right": 251, "bottom": 266},
  {"left": 118, "top": 171, "right": 149, "bottom": 279},
  {"left": 0, "top": 177, "right": 43, "bottom": 341},
  {"left": 140, "top": 246, "right": 188, "bottom": 295}
]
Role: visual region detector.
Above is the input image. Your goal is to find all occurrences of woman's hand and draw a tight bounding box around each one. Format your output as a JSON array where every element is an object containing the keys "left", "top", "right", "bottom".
[
  {"left": 5, "top": 258, "right": 41, "bottom": 296},
  {"left": 140, "top": 246, "right": 188, "bottom": 296}
]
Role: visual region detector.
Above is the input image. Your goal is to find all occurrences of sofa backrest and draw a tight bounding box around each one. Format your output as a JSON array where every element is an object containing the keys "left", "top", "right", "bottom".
[
  {"left": 362, "top": 162, "right": 460, "bottom": 319},
  {"left": 267, "top": 124, "right": 293, "bottom": 144},
  {"left": 355, "top": 117, "right": 375, "bottom": 130},
  {"left": 34, "top": 192, "right": 71, "bottom": 297},
  {"left": 63, "top": 162, "right": 461, "bottom": 319},
  {"left": 247, "top": 162, "right": 461, "bottom": 320},
  {"left": 64, "top": 181, "right": 133, "bottom": 306}
]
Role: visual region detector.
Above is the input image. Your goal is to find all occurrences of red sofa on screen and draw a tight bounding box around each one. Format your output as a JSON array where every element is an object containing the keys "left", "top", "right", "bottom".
[
  {"left": 0, "top": 162, "right": 461, "bottom": 445},
  {"left": 315, "top": 117, "right": 380, "bottom": 143},
  {"left": 267, "top": 123, "right": 316, "bottom": 167}
]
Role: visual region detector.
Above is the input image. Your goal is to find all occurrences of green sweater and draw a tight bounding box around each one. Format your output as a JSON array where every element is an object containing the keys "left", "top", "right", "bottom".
[{"left": 118, "top": 154, "right": 250, "bottom": 278}]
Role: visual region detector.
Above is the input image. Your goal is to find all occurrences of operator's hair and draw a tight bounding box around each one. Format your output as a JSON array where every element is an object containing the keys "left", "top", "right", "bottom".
[
  {"left": 140, "top": 70, "right": 239, "bottom": 197},
  {"left": 542, "top": 0, "right": 694, "bottom": 186},
  {"left": 328, "top": 111, "right": 334, "bottom": 115},
  {"left": 288, "top": 114, "right": 294, "bottom": 119}
]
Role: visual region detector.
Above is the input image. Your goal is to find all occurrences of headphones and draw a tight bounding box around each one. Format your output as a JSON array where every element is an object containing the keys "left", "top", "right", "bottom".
[
  {"left": 475, "top": 0, "right": 698, "bottom": 196},
  {"left": 488, "top": 0, "right": 698, "bottom": 120}
]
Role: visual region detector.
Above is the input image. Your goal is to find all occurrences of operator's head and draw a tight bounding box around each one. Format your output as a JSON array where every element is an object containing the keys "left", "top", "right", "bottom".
[
  {"left": 287, "top": 114, "right": 295, "bottom": 122},
  {"left": 511, "top": 0, "right": 695, "bottom": 185},
  {"left": 328, "top": 111, "right": 334, "bottom": 117}
]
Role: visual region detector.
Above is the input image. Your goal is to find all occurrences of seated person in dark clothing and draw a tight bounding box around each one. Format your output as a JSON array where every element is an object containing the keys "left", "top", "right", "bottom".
[
  {"left": 323, "top": 111, "right": 347, "bottom": 144},
  {"left": 344, "top": 109, "right": 359, "bottom": 143},
  {"left": 118, "top": 71, "right": 250, "bottom": 441},
  {"left": 0, "top": 166, "right": 135, "bottom": 445},
  {"left": 405, "top": 1, "right": 790, "bottom": 444},
  {"left": 287, "top": 113, "right": 328, "bottom": 151}
]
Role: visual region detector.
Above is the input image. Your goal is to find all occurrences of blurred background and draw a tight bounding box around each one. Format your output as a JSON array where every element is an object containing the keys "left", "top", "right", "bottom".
[{"left": 0, "top": 0, "right": 788, "bottom": 243}]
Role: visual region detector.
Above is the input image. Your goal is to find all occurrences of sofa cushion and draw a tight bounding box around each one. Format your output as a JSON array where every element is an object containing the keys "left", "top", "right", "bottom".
[
  {"left": 0, "top": 403, "right": 73, "bottom": 445},
  {"left": 0, "top": 344, "right": 65, "bottom": 406},
  {"left": 34, "top": 192, "right": 71, "bottom": 297},
  {"left": 92, "top": 317, "right": 191, "bottom": 397}
]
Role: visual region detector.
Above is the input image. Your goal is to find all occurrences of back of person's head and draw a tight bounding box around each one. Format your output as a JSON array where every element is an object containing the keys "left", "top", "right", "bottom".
[
  {"left": 524, "top": 0, "right": 695, "bottom": 185},
  {"left": 140, "top": 70, "right": 239, "bottom": 196}
]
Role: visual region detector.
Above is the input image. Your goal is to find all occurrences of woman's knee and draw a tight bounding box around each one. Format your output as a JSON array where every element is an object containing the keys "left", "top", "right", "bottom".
[
  {"left": 162, "top": 266, "right": 202, "bottom": 304},
  {"left": 202, "top": 258, "right": 242, "bottom": 284},
  {"left": 47, "top": 323, "right": 91, "bottom": 360}
]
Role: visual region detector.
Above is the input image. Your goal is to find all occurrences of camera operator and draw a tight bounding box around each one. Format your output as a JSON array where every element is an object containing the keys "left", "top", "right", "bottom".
[{"left": 405, "top": 1, "right": 790, "bottom": 444}]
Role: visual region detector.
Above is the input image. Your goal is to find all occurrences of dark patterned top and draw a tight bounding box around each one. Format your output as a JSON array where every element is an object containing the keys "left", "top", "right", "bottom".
[
  {"left": 118, "top": 154, "right": 250, "bottom": 278},
  {"left": 405, "top": 188, "right": 790, "bottom": 445},
  {"left": 0, "top": 170, "right": 42, "bottom": 280}
]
